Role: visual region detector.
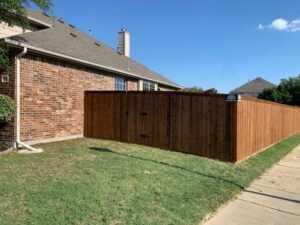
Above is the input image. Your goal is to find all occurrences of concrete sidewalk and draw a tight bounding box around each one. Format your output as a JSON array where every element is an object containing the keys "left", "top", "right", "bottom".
[{"left": 204, "top": 145, "right": 300, "bottom": 225}]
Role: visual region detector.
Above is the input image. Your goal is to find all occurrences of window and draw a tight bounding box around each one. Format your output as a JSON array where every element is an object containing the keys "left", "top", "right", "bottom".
[
  {"left": 115, "top": 77, "right": 127, "bottom": 91},
  {"left": 142, "top": 81, "right": 156, "bottom": 91}
]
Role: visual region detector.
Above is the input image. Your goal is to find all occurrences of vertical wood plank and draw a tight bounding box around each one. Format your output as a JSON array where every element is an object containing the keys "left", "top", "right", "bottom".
[{"left": 84, "top": 91, "right": 300, "bottom": 162}]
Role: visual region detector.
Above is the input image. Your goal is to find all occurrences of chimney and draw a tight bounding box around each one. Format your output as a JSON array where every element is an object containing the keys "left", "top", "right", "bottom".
[{"left": 118, "top": 28, "right": 130, "bottom": 57}]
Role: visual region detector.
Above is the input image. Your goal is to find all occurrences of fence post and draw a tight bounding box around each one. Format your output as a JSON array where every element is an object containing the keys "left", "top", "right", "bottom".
[{"left": 226, "top": 94, "right": 241, "bottom": 162}]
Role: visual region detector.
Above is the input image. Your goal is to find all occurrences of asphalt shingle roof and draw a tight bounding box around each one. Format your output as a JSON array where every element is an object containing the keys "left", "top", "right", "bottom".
[
  {"left": 230, "top": 77, "right": 276, "bottom": 94},
  {"left": 6, "top": 10, "right": 181, "bottom": 88}
]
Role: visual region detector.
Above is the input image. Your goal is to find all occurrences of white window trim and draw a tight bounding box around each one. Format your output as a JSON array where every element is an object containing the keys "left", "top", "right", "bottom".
[
  {"left": 138, "top": 80, "right": 143, "bottom": 91},
  {"left": 115, "top": 77, "right": 127, "bottom": 91},
  {"left": 139, "top": 80, "right": 158, "bottom": 91}
]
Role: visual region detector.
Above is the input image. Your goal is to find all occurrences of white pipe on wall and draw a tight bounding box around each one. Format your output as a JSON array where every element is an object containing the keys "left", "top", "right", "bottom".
[
  {"left": 16, "top": 47, "right": 27, "bottom": 145},
  {"left": 15, "top": 47, "right": 43, "bottom": 153}
]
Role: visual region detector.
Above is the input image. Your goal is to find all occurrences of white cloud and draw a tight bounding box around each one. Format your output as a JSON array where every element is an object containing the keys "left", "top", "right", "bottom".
[
  {"left": 258, "top": 18, "right": 300, "bottom": 32},
  {"left": 271, "top": 18, "right": 289, "bottom": 30}
]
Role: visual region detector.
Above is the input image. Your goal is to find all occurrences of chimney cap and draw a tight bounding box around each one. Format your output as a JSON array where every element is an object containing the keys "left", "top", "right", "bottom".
[{"left": 120, "top": 28, "right": 128, "bottom": 32}]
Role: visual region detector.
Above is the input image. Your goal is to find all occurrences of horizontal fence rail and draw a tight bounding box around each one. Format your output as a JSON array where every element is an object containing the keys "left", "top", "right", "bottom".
[{"left": 84, "top": 91, "right": 300, "bottom": 162}]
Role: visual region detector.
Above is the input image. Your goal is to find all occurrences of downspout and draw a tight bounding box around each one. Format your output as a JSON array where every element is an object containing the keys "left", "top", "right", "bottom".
[{"left": 15, "top": 47, "right": 43, "bottom": 153}]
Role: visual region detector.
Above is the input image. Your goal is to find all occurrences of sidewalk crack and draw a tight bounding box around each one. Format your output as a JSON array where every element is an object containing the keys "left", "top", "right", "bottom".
[
  {"left": 262, "top": 174, "right": 300, "bottom": 179},
  {"left": 275, "top": 164, "right": 300, "bottom": 169},
  {"left": 238, "top": 199, "right": 300, "bottom": 217},
  {"left": 251, "top": 183, "right": 300, "bottom": 196}
]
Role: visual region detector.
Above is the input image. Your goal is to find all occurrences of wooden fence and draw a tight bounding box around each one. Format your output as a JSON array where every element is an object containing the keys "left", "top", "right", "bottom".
[
  {"left": 236, "top": 97, "right": 300, "bottom": 161},
  {"left": 84, "top": 91, "right": 300, "bottom": 162}
]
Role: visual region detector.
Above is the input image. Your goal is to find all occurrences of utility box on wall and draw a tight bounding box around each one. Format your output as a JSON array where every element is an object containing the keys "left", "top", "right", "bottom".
[{"left": 1, "top": 74, "right": 9, "bottom": 83}]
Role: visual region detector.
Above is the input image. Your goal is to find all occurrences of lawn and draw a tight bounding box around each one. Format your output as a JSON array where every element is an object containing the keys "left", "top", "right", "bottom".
[{"left": 1, "top": 133, "right": 300, "bottom": 225}]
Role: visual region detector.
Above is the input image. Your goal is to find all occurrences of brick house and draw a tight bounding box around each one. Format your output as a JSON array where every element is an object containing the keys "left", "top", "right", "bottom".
[{"left": 0, "top": 10, "right": 181, "bottom": 151}]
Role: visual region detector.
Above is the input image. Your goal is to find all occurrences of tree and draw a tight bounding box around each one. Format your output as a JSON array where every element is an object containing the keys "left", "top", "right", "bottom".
[
  {"left": 204, "top": 88, "right": 218, "bottom": 94},
  {"left": 182, "top": 86, "right": 218, "bottom": 93},
  {"left": 0, "top": 39, "right": 10, "bottom": 73},
  {"left": 182, "top": 86, "right": 204, "bottom": 92},
  {"left": 0, "top": 0, "right": 53, "bottom": 73},
  {"left": 0, "top": 94, "right": 16, "bottom": 124},
  {"left": 258, "top": 75, "right": 300, "bottom": 106},
  {"left": 0, "top": 0, "right": 53, "bottom": 28}
]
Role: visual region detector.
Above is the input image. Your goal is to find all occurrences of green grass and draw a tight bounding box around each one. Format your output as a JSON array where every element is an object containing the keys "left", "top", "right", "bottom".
[{"left": 0, "top": 133, "right": 300, "bottom": 225}]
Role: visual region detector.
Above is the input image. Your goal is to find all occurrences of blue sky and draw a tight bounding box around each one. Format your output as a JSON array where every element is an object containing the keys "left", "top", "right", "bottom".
[{"left": 45, "top": 0, "right": 300, "bottom": 93}]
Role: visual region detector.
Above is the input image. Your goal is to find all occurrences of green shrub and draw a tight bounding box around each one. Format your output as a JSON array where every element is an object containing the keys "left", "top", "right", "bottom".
[
  {"left": 0, "top": 40, "right": 10, "bottom": 73},
  {"left": 0, "top": 95, "right": 16, "bottom": 124}
]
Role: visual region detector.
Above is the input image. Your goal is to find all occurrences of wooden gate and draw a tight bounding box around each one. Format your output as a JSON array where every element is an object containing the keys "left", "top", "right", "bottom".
[{"left": 84, "top": 91, "right": 237, "bottom": 162}]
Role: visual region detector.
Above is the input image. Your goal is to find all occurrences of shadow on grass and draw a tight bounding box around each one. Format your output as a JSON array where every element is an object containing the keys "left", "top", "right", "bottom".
[{"left": 89, "top": 147, "right": 245, "bottom": 190}]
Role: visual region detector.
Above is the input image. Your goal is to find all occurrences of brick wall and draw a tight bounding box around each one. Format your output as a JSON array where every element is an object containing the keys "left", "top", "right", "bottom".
[
  {"left": 0, "top": 50, "right": 177, "bottom": 147},
  {"left": 19, "top": 53, "right": 139, "bottom": 142},
  {"left": 158, "top": 84, "right": 178, "bottom": 91},
  {"left": 127, "top": 79, "right": 138, "bottom": 90},
  {"left": 0, "top": 54, "right": 16, "bottom": 151}
]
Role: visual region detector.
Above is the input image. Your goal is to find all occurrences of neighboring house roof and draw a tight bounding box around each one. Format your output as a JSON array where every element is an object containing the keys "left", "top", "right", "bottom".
[
  {"left": 230, "top": 77, "right": 276, "bottom": 95},
  {"left": 4, "top": 10, "right": 181, "bottom": 89}
]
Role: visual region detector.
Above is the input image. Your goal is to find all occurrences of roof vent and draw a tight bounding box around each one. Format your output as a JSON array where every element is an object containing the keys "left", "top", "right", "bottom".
[
  {"left": 58, "top": 18, "right": 64, "bottom": 23},
  {"left": 94, "top": 42, "right": 101, "bottom": 47},
  {"left": 69, "top": 24, "right": 75, "bottom": 28},
  {"left": 70, "top": 32, "right": 77, "bottom": 38},
  {"left": 43, "top": 12, "right": 50, "bottom": 17}
]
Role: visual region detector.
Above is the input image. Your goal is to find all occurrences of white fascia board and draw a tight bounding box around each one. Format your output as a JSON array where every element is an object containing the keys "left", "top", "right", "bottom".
[{"left": 5, "top": 38, "right": 182, "bottom": 89}]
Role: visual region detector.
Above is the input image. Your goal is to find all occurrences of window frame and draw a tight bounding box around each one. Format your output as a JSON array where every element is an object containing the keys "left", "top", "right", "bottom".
[
  {"left": 142, "top": 80, "right": 156, "bottom": 91},
  {"left": 115, "top": 77, "right": 127, "bottom": 91}
]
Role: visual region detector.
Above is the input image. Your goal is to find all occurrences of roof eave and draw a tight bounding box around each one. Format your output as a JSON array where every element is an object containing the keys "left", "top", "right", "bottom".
[
  {"left": 27, "top": 16, "right": 52, "bottom": 28},
  {"left": 5, "top": 38, "right": 182, "bottom": 89}
]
